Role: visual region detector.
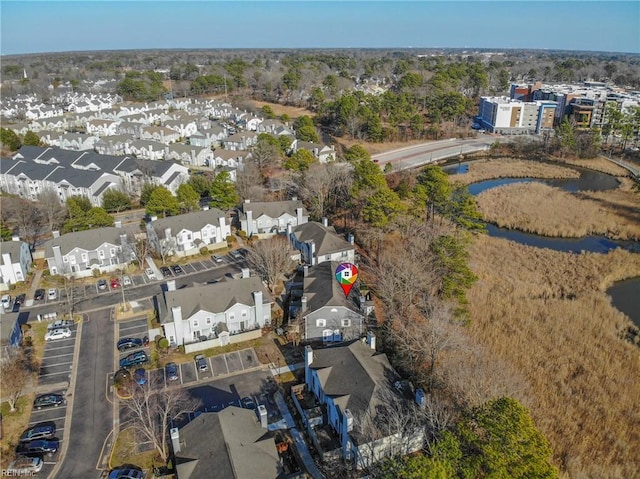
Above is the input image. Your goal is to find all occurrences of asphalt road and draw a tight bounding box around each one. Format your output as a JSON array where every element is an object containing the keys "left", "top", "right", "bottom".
[
  {"left": 372, "top": 136, "right": 499, "bottom": 171},
  {"left": 53, "top": 308, "right": 114, "bottom": 479}
]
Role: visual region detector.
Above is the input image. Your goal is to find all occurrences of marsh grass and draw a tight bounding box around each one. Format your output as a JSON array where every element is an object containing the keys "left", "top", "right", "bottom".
[
  {"left": 452, "top": 158, "right": 580, "bottom": 185},
  {"left": 476, "top": 182, "right": 640, "bottom": 240},
  {"left": 466, "top": 235, "right": 640, "bottom": 478}
]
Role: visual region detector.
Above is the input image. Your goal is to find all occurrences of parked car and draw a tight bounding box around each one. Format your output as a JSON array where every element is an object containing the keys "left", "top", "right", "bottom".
[
  {"left": 1, "top": 294, "right": 11, "bottom": 310},
  {"left": 47, "top": 319, "right": 74, "bottom": 330},
  {"left": 33, "top": 393, "right": 65, "bottom": 410},
  {"left": 108, "top": 466, "right": 144, "bottom": 479},
  {"left": 117, "top": 337, "right": 143, "bottom": 352},
  {"left": 14, "top": 293, "right": 26, "bottom": 306},
  {"left": 110, "top": 278, "right": 121, "bottom": 289},
  {"left": 6, "top": 456, "right": 43, "bottom": 474},
  {"left": 20, "top": 424, "right": 56, "bottom": 442},
  {"left": 34, "top": 289, "right": 45, "bottom": 301},
  {"left": 44, "top": 328, "right": 72, "bottom": 341},
  {"left": 165, "top": 362, "right": 179, "bottom": 381},
  {"left": 241, "top": 396, "right": 256, "bottom": 410},
  {"left": 171, "top": 264, "right": 184, "bottom": 275},
  {"left": 119, "top": 351, "right": 148, "bottom": 369},
  {"left": 194, "top": 354, "right": 208, "bottom": 372},
  {"left": 122, "top": 276, "right": 132, "bottom": 286},
  {"left": 212, "top": 254, "right": 223, "bottom": 263},
  {"left": 145, "top": 268, "right": 156, "bottom": 280},
  {"left": 160, "top": 266, "right": 172, "bottom": 278},
  {"left": 97, "top": 279, "right": 108, "bottom": 290},
  {"left": 229, "top": 250, "right": 242, "bottom": 260},
  {"left": 134, "top": 368, "right": 147, "bottom": 385},
  {"left": 16, "top": 439, "right": 60, "bottom": 457},
  {"left": 47, "top": 288, "right": 57, "bottom": 300}
]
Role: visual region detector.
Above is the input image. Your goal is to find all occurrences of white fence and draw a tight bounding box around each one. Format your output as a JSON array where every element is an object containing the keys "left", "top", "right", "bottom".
[{"left": 184, "top": 328, "right": 262, "bottom": 354}]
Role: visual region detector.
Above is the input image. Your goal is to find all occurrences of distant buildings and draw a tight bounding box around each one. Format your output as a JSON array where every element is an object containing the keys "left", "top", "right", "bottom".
[{"left": 476, "top": 96, "right": 557, "bottom": 134}]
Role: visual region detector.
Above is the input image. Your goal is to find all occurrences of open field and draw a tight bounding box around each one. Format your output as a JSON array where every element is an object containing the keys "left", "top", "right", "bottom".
[
  {"left": 244, "top": 100, "right": 315, "bottom": 119},
  {"left": 466, "top": 234, "right": 640, "bottom": 478},
  {"left": 452, "top": 158, "right": 580, "bottom": 185},
  {"left": 476, "top": 181, "right": 640, "bottom": 240}
]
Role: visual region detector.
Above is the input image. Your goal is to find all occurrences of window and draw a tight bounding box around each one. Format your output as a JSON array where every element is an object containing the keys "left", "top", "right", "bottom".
[
  {"left": 81, "top": 253, "right": 88, "bottom": 262},
  {"left": 69, "top": 256, "right": 76, "bottom": 265},
  {"left": 50, "top": 267, "right": 58, "bottom": 275},
  {"left": 342, "top": 319, "right": 351, "bottom": 327},
  {"left": 325, "top": 255, "right": 331, "bottom": 261},
  {"left": 99, "top": 250, "right": 105, "bottom": 259},
  {"left": 110, "top": 248, "right": 116, "bottom": 257},
  {"left": 229, "top": 313, "right": 235, "bottom": 321},
  {"left": 193, "top": 320, "right": 199, "bottom": 328},
  {"left": 316, "top": 319, "right": 326, "bottom": 327},
  {"left": 63, "top": 256, "right": 68, "bottom": 263},
  {"left": 206, "top": 317, "right": 211, "bottom": 325},
  {"left": 241, "top": 310, "right": 247, "bottom": 317}
]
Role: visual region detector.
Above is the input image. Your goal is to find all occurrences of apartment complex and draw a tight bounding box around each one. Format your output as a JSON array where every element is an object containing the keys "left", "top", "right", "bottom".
[{"left": 476, "top": 96, "right": 557, "bottom": 134}]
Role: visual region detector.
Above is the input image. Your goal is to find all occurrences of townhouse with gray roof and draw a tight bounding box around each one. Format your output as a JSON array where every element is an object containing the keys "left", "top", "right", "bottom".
[
  {"left": 146, "top": 207, "right": 230, "bottom": 258},
  {"left": 43, "top": 226, "right": 136, "bottom": 278},
  {"left": 156, "top": 276, "right": 272, "bottom": 347},
  {"left": 172, "top": 406, "right": 282, "bottom": 479},
  {"left": 302, "top": 337, "right": 424, "bottom": 468},
  {"left": 0, "top": 146, "right": 188, "bottom": 205},
  {"left": 0, "top": 239, "right": 32, "bottom": 290},
  {"left": 238, "top": 199, "right": 308, "bottom": 236},
  {"left": 288, "top": 220, "right": 355, "bottom": 266},
  {"left": 293, "top": 261, "right": 365, "bottom": 343},
  {"left": 165, "top": 144, "right": 213, "bottom": 166}
]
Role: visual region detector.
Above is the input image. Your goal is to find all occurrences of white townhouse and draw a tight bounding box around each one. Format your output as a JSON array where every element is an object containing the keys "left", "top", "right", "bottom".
[
  {"left": 146, "top": 208, "right": 230, "bottom": 258},
  {"left": 156, "top": 277, "right": 273, "bottom": 347},
  {"left": 0, "top": 239, "right": 33, "bottom": 290},
  {"left": 238, "top": 199, "right": 308, "bottom": 236},
  {"left": 164, "top": 118, "right": 198, "bottom": 138},
  {"left": 128, "top": 140, "right": 166, "bottom": 161},
  {"left": 288, "top": 220, "right": 355, "bottom": 266},
  {"left": 86, "top": 119, "right": 121, "bottom": 137},
  {"left": 164, "top": 144, "right": 213, "bottom": 166},
  {"left": 43, "top": 227, "right": 136, "bottom": 278},
  {"left": 140, "top": 125, "right": 180, "bottom": 144}
]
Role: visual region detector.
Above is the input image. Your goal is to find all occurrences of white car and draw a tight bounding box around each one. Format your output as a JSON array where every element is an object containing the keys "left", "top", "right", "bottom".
[
  {"left": 47, "top": 288, "right": 58, "bottom": 300},
  {"left": 122, "top": 276, "right": 132, "bottom": 286},
  {"left": 47, "top": 319, "right": 75, "bottom": 330},
  {"left": 1, "top": 294, "right": 11, "bottom": 310},
  {"left": 7, "top": 456, "right": 43, "bottom": 474},
  {"left": 45, "top": 327, "right": 72, "bottom": 341},
  {"left": 145, "top": 269, "right": 156, "bottom": 280}
]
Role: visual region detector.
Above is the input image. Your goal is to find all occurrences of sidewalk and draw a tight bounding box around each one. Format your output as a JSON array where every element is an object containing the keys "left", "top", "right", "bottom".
[{"left": 270, "top": 362, "right": 304, "bottom": 376}]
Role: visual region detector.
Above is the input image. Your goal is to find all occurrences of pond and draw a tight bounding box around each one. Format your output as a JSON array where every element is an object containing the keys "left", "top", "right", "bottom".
[{"left": 607, "top": 277, "right": 640, "bottom": 329}]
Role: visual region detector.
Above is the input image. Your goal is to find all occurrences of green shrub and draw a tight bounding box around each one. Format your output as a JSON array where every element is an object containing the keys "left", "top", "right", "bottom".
[
  {"left": 92, "top": 268, "right": 101, "bottom": 278},
  {"left": 226, "top": 235, "right": 236, "bottom": 244},
  {"left": 237, "top": 230, "right": 247, "bottom": 239},
  {"left": 158, "top": 337, "right": 169, "bottom": 350},
  {"left": 200, "top": 247, "right": 209, "bottom": 255}
]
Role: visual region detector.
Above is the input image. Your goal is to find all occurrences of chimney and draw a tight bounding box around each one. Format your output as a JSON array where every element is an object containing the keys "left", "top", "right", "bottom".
[
  {"left": 286, "top": 223, "right": 292, "bottom": 235},
  {"left": 291, "top": 196, "right": 297, "bottom": 201},
  {"left": 296, "top": 207, "right": 303, "bottom": 225},
  {"left": 171, "top": 306, "right": 184, "bottom": 346},
  {"left": 52, "top": 245, "right": 64, "bottom": 270},
  {"left": 366, "top": 331, "right": 376, "bottom": 351},
  {"left": 301, "top": 296, "right": 308, "bottom": 312},
  {"left": 258, "top": 404, "right": 268, "bottom": 428},
  {"left": 115, "top": 220, "right": 122, "bottom": 228},
  {"left": 244, "top": 199, "right": 251, "bottom": 204},
  {"left": 52, "top": 231, "right": 60, "bottom": 238},
  {"left": 167, "top": 279, "right": 176, "bottom": 291},
  {"left": 304, "top": 345, "right": 313, "bottom": 385},
  {"left": 321, "top": 217, "right": 328, "bottom": 227},
  {"left": 151, "top": 216, "right": 158, "bottom": 222},
  {"left": 245, "top": 210, "right": 253, "bottom": 235},
  {"left": 348, "top": 233, "right": 354, "bottom": 245},
  {"left": 164, "top": 227, "right": 172, "bottom": 240},
  {"left": 11, "top": 235, "right": 20, "bottom": 242},
  {"left": 170, "top": 427, "right": 181, "bottom": 453},
  {"left": 253, "top": 290, "right": 263, "bottom": 326}
]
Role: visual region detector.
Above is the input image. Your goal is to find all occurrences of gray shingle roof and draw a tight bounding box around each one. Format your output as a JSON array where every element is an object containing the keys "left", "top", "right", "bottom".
[
  {"left": 42, "top": 226, "right": 132, "bottom": 257},
  {"left": 0, "top": 240, "right": 26, "bottom": 258},
  {"left": 159, "top": 276, "right": 272, "bottom": 322},
  {"left": 239, "top": 200, "right": 305, "bottom": 221},
  {"left": 175, "top": 407, "right": 280, "bottom": 479},
  {"left": 150, "top": 209, "right": 226, "bottom": 236},
  {"left": 310, "top": 340, "right": 398, "bottom": 422},
  {"left": 292, "top": 222, "right": 352, "bottom": 257},
  {"left": 303, "top": 261, "right": 361, "bottom": 313}
]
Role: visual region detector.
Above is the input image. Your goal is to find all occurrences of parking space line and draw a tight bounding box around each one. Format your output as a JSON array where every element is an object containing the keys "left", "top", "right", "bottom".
[
  {"left": 39, "top": 371, "right": 71, "bottom": 377},
  {"left": 179, "top": 364, "right": 184, "bottom": 385},
  {"left": 40, "top": 360, "right": 73, "bottom": 368},
  {"left": 238, "top": 351, "right": 244, "bottom": 370},
  {"left": 30, "top": 415, "right": 66, "bottom": 425},
  {"left": 223, "top": 354, "right": 229, "bottom": 374},
  {"left": 42, "top": 353, "right": 74, "bottom": 360},
  {"left": 119, "top": 324, "right": 147, "bottom": 332}
]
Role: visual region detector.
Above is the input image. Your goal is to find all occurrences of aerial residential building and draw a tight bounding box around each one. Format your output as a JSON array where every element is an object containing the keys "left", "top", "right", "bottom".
[
  {"left": 476, "top": 96, "right": 557, "bottom": 134},
  {"left": 146, "top": 207, "right": 231, "bottom": 258},
  {"left": 0, "top": 239, "right": 32, "bottom": 290},
  {"left": 288, "top": 219, "right": 355, "bottom": 266},
  {"left": 238, "top": 199, "right": 308, "bottom": 235}
]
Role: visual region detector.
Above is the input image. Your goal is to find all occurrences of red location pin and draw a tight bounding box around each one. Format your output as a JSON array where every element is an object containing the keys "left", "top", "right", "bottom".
[{"left": 335, "top": 262, "right": 358, "bottom": 298}]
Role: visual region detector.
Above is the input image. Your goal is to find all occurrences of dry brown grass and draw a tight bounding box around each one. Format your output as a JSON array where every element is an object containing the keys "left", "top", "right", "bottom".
[
  {"left": 554, "top": 156, "right": 631, "bottom": 177},
  {"left": 466, "top": 234, "right": 640, "bottom": 478},
  {"left": 244, "top": 100, "right": 315, "bottom": 119},
  {"left": 476, "top": 182, "right": 640, "bottom": 240},
  {"left": 452, "top": 158, "right": 580, "bottom": 185}
]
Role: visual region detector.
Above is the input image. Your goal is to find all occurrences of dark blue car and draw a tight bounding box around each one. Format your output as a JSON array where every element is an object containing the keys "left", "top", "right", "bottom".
[
  {"left": 117, "top": 338, "right": 143, "bottom": 352},
  {"left": 119, "top": 351, "right": 148, "bottom": 369}
]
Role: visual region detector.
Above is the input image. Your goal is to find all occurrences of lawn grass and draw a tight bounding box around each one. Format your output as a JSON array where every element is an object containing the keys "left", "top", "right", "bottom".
[
  {"left": 0, "top": 395, "right": 35, "bottom": 468},
  {"left": 110, "top": 427, "right": 157, "bottom": 471}
]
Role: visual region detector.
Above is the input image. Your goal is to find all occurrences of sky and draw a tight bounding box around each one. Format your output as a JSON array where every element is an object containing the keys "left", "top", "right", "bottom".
[{"left": 1, "top": 1, "right": 638, "bottom": 55}]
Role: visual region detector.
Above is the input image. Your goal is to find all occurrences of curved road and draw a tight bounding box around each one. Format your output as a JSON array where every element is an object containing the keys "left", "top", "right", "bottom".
[{"left": 372, "top": 135, "right": 500, "bottom": 171}]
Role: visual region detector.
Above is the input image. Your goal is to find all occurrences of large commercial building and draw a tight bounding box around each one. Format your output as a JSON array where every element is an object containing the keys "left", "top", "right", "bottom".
[{"left": 476, "top": 96, "right": 557, "bottom": 134}]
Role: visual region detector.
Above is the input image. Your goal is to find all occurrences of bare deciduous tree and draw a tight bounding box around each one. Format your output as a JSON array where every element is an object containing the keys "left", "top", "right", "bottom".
[
  {"left": 246, "top": 236, "right": 296, "bottom": 294},
  {"left": 1, "top": 348, "right": 34, "bottom": 412},
  {"left": 4, "top": 197, "right": 46, "bottom": 249},
  {"left": 235, "top": 160, "right": 266, "bottom": 201},
  {"left": 297, "top": 162, "right": 353, "bottom": 220},
  {"left": 251, "top": 137, "right": 281, "bottom": 173},
  {"left": 121, "top": 376, "right": 201, "bottom": 462},
  {"left": 37, "top": 188, "right": 67, "bottom": 232}
]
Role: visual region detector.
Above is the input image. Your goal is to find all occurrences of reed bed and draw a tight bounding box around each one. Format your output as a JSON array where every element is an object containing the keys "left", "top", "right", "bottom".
[
  {"left": 555, "top": 156, "right": 631, "bottom": 177},
  {"left": 476, "top": 182, "right": 640, "bottom": 240},
  {"left": 466, "top": 235, "right": 640, "bottom": 478},
  {"left": 453, "top": 158, "right": 580, "bottom": 185}
]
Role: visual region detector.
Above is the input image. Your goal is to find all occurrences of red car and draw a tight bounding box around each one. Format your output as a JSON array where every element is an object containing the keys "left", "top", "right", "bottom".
[{"left": 110, "top": 278, "right": 121, "bottom": 289}]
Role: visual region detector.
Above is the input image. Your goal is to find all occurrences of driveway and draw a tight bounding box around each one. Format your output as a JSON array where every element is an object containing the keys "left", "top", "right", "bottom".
[{"left": 53, "top": 308, "right": 115, "bottom": 479}]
